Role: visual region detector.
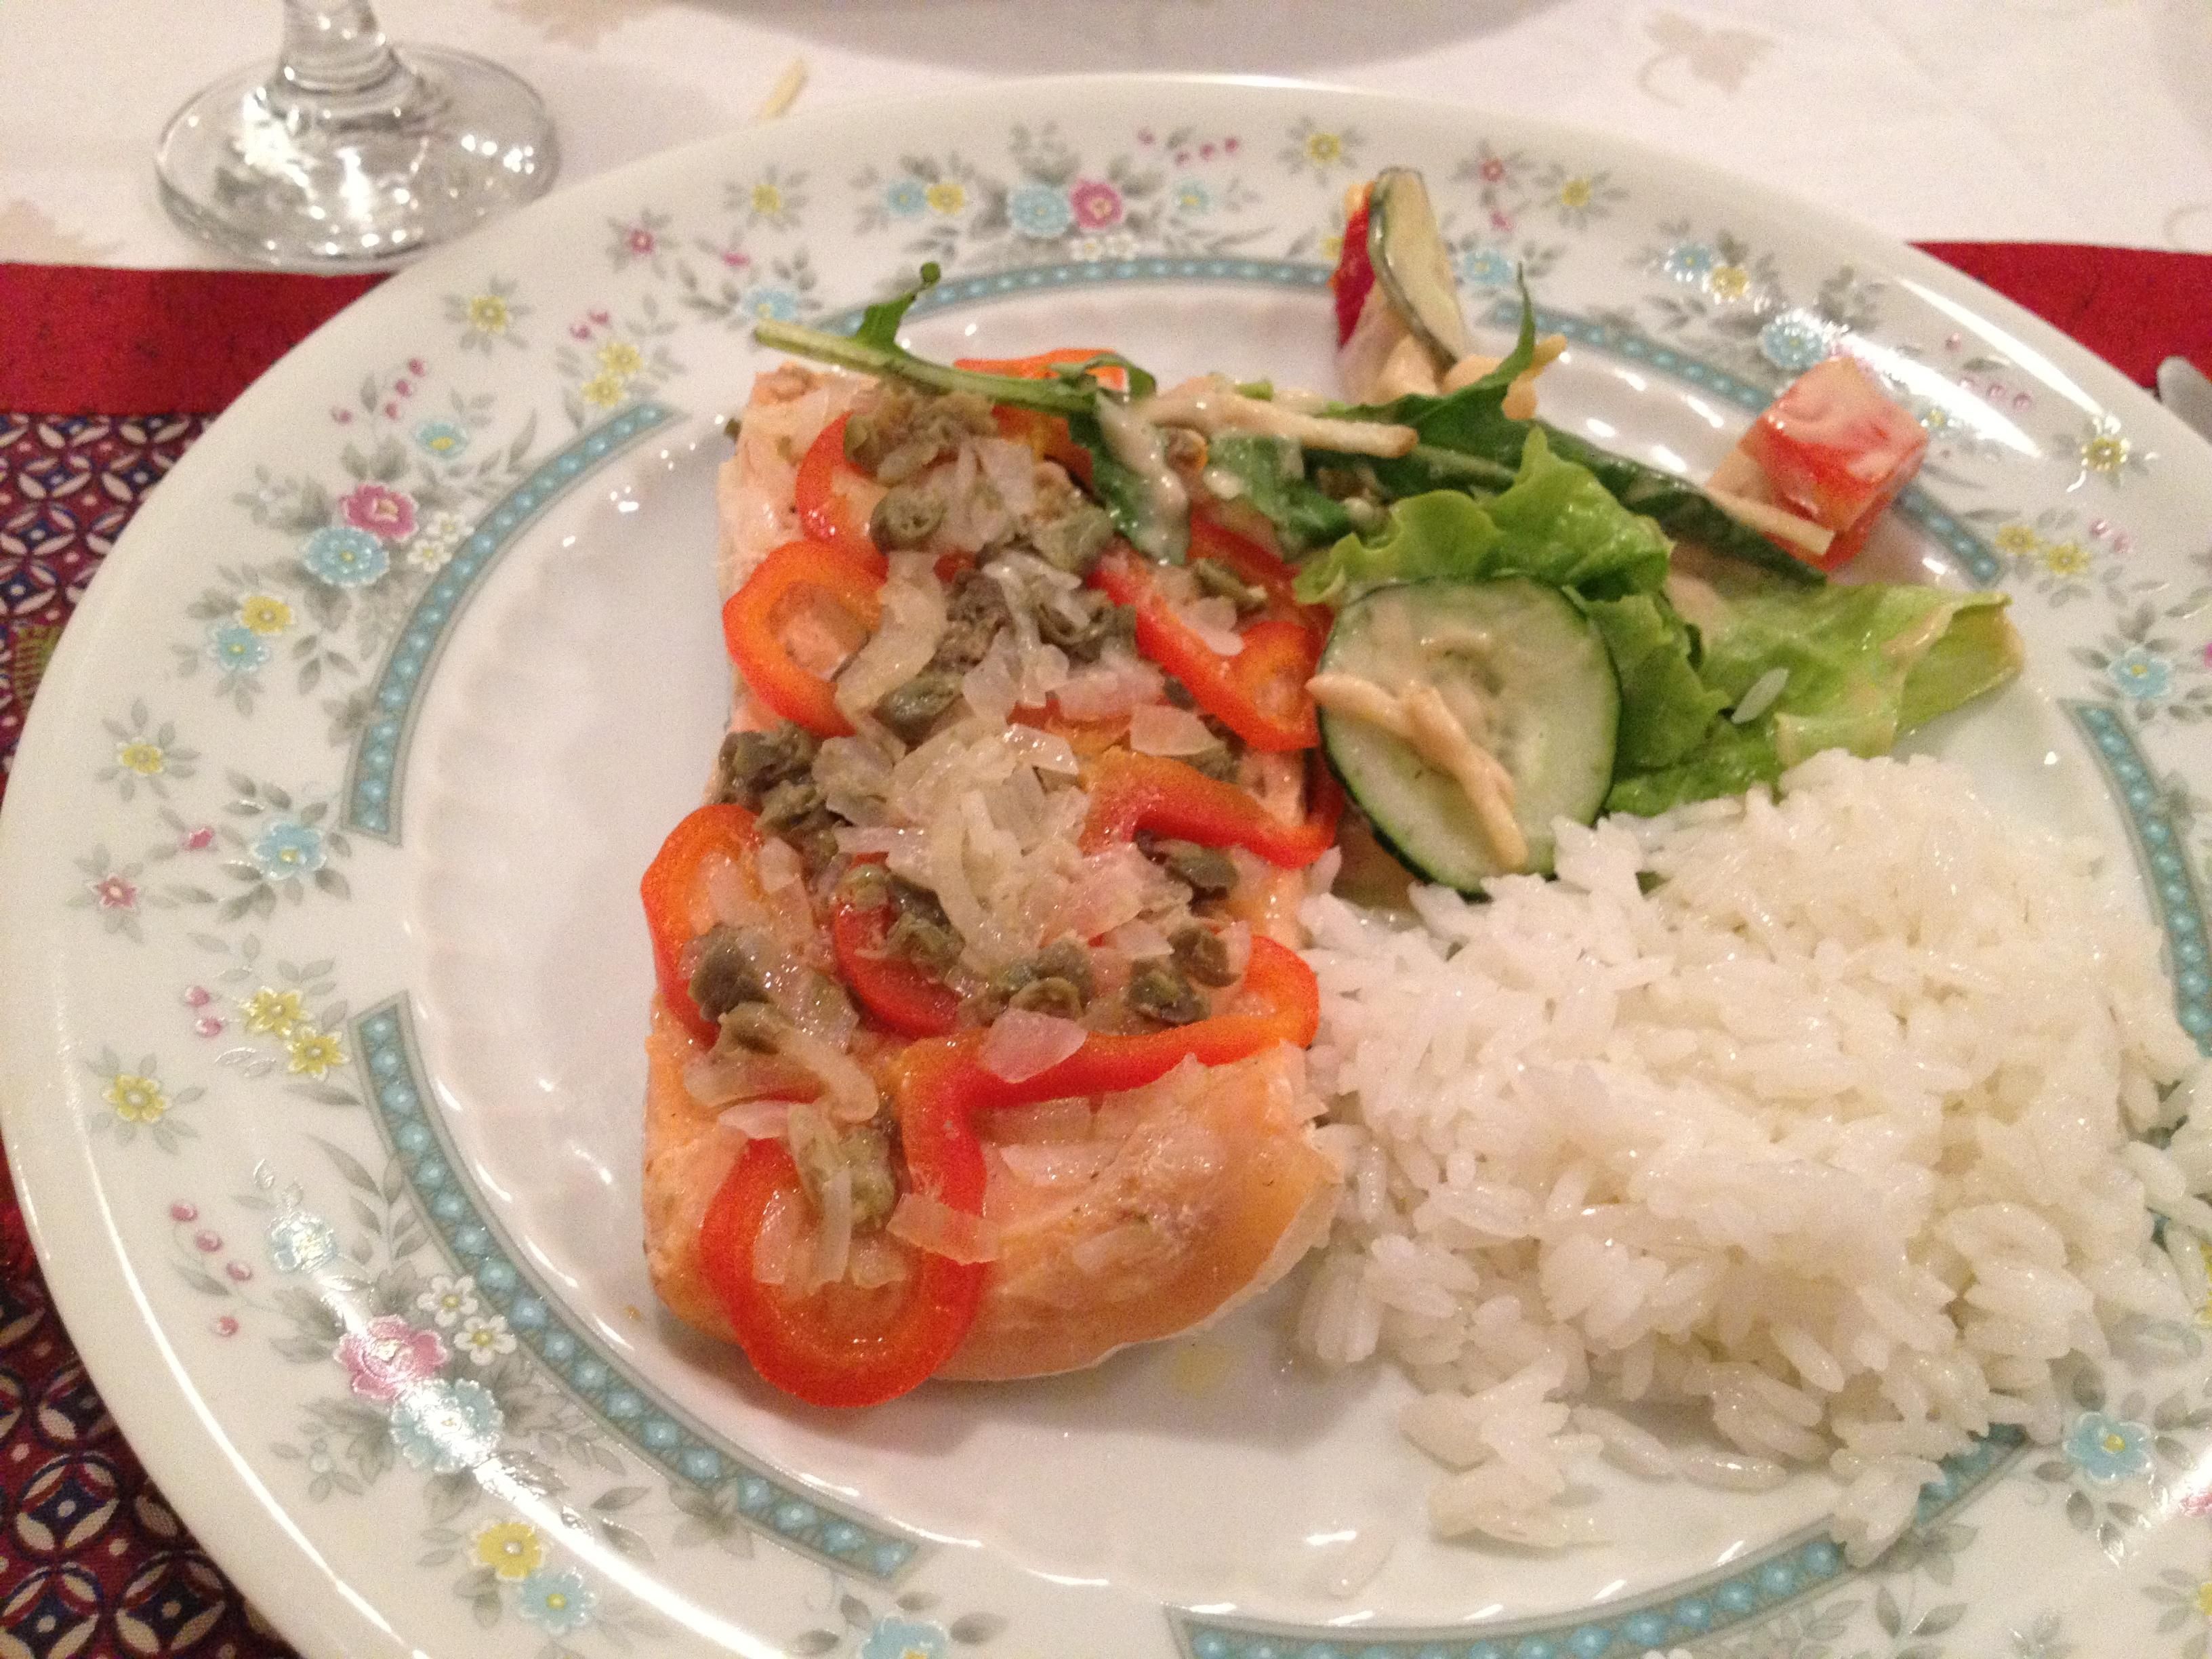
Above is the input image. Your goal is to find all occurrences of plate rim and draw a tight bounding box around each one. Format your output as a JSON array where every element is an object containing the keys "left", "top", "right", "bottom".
[{"left": 5, "top": 69, "right": 2211, "bottom": 1659}]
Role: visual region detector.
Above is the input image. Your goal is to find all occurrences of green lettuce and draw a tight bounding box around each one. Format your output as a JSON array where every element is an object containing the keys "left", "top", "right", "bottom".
[
  {"left": 1203, "top": 435, "right": 1356, "bottom": 552},
  {"left": 1605, "top": 570, "right": 2023, "bottom": 815},
  {"left": 1584, "top": 594, "right": 1725, "bottom": 773},
  {"left": 1294, "top": 430, "right": 1672, "bottom": 605}
]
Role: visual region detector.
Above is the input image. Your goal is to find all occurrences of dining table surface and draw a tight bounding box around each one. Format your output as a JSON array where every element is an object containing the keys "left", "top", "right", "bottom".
[{"left": 3, "top": 3, "right": 2212, "bottom": 1656}]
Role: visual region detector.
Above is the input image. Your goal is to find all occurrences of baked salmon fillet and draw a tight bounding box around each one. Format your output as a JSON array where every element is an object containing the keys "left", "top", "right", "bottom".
[{"left": 639, "top": 358, "right": 1341, "bottom": 1404}]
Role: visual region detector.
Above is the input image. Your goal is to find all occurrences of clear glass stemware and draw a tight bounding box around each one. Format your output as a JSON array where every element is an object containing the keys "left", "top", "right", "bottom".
[{"left": 155, "top": 0, "right": 558, "bottom": 270}]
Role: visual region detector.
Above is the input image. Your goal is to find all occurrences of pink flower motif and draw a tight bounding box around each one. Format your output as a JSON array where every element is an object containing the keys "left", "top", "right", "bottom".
[
  {"left": 337, "top": 1316, "right": 448, "bottom": 1404},
  {"left": 569, "top": 323, "right": 593, "bottom": 341},
  {"left": 720, "top": 249, "right": 751, "bottom": 269},
  {"left": 1490, "top": 208, "right": 1513, "bottom": 232},
  {"left": 1200, "top": 142, "right": 1215, "bottom": 159},
  {"left": 1174, "top": 150, "right": 1190, "bottom": 165},
  {"left": 383, "top": 401, "right": 400, "bottom": 420},
  {"left": 408, "top": 357, "right": 427, "bottom": 376},
  {"left": 2201, "top": 641, "right": 2212, "bottom": 668},
  {"left": 183, "top": 985, "right": 212, "bottom": 1008},
  {"left": 226, "top": 1261, "right": 253, "bottom": 1282},
  {"left": 213, "top": 1316, "right": 239, "bottom": 1338},
  {"left": 627, "top": 227, "right": 655, "bottom": 255},
  {"left": 169, "top": 1202, "right": 199, "bottom": 1223},
  {"left": 589, "top": 308, "right": 611, "bottom": 325},
  {"left": 1223, "top": 136, "right": 1240, "bottom": 153},
  {"left": 181, "top": 825, "right": 215, "bottom": 851},
  {"left": 331, "top": 408, "right": 353, "bottom": 425},
  {"left": 1138, "top": 128, "right": 1155, "bottom": 144},
  {"left": 194, "top": 1017, "right": 224, "bottom": 1039},
  {"left": 90, "top": 874, "right": 138, "bottom": 911},
  {"left": 1069, "top": 178, "right": 1124, "bottom": 230},
  {"left": 394, "top": 379, "right": 413, "bottom": 396},
  {"left": 1479, "top": 157, "right": 1507, "bottom": 184},
  {"left": 340, "top": 482, "right": 417, "bottom": 542},
  {"left": 194, "top": 1230, "right": 224, "bottom": 1254}
]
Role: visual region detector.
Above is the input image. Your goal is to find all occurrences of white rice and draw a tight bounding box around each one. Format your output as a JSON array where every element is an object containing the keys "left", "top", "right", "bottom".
[{"left": 1296, "top": 750, "right": 2205, "bottom": 1562}]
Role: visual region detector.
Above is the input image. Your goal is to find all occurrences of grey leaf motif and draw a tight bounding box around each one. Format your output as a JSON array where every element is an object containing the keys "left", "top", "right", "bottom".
[
  {"left": 788, "top": 1633, "right": 840, "bottom": 1658},
  {"left": 1875, "top": 1584, "right": 1903, "bottom": 1638},
  {"left": 949, "top": 1612, "right": 1007, "bottom": 1644},
  {"left": 1915, "top": 1602, "right": 1967, "bottom": 1637}
]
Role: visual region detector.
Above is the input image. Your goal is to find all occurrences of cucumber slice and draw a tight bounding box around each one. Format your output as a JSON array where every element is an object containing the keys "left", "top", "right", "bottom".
[
  {"left": 1367, "top": 167, "right": 1471, "bottom": 371},
  {"left": 1317, "top": 578, "right": 1619, "bottom": 888}
]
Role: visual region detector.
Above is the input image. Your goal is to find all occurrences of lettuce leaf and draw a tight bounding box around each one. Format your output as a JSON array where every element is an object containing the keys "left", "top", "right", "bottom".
[
  {"left": 1583, "top": 594, "right": 1725, "bottom": 773},
  {"left": 1605, "top": 569, "right": 2023, "bottom": 815},
  {"left": 1294, "top": 430, "right": 1671, "bottom": 604}
]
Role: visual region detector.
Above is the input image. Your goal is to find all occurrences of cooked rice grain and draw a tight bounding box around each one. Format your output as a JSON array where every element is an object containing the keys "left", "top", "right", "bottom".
[{"left": 1298, "top": 752, "right": 2201, "bottom": 1562}]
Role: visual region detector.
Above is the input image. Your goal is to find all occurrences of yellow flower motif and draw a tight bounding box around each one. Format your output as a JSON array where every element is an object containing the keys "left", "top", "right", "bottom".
[
  {"left": 2082, "top": 432, "right": 2131, "bottom": 476},
  {"left": 924, "top": 179, "right": 966, "bottom": 216},
  {"left": 1708, "top": 264, "right": 1751, "bottom": 301},
  {"left": 474, "top": 1519, "right": 545, "bottom": 1582},
  {"left": 239, "top": 594, "right": 294, "bottom": 636},
  {"left": 2196, "top": 1579, "right": 2212, "bottom": 1617},
  {"left": 1557, "top": 176, "right": 1593, "bottom": 209},
  {"left": 1992, "top": 523, "right": 2041, "bottom": 559},
  {"left": 105, "top": 1073, "right": 167, "bottom": 1124},
  {"left": 287, "top": 1028, "right": 346, "bottom": 1078},
  {"left": 1303, "top": 130, "right": 1345, "bottom": 166},
  {"left": 2041, "top": 539, "right": 2091, "bottom": 577},
  {"left": 466, "top": 294, "right": 511, "bottom": 334},
  {"left": 594, "top": 340, "right": 642, "bottom": 377},
  {"left": 579, "top": 372, "right": 627, "bottom": 409},
  {"left": 751, "top": 182, "right": 783, "bottom": 217},
  {"left": 1319, "top": 232, "right": 1343, "bottom": 262},
  {"left": 241, "top": 988, "right": 304, "bottom": 1036},
  {"left": 116, "top": 741, "right": 166, "bottom": 777}
]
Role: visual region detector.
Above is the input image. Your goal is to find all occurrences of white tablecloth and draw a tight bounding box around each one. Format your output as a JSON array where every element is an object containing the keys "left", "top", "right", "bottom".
[{"left": 6, "top": 0, "right": 2211, "bottom": 265}]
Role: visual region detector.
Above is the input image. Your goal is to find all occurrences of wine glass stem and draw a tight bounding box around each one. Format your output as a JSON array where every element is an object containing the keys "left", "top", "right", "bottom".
[{"left": 273, "top": 0, "right": 413, "bottom": 110}]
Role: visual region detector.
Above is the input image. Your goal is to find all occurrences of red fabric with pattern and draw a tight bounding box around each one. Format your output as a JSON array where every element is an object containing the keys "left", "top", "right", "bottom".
[{"left": 0, "top": 247, "right": 2205, "bottom": 1659}]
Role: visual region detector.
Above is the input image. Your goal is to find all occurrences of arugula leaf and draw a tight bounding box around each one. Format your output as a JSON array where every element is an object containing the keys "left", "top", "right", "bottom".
[
  {"left": 756, "top": 265, "right": 1096, "bottom": 417},
  {"left": 1063, "top": 408, "right": 1187, "bottom": 563},
  {"left": 1204, "top": 436, "right": 1356, "bottom": 552}
]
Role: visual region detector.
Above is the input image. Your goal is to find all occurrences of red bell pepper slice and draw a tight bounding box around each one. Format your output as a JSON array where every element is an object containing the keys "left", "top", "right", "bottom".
[
  {"left": 699, "top": 1135, "right": 986, "bottom": 1409},
  {"left": 1187, "top": 514, "right": 1330, "bottom": 649},
  {"left": 1332, "top": 184, "right": 1376, "bottom": 347},
  {"left": 1091, "top": 549, "right": 1321, "bottom": 753},
  {"left": 829, "top": 859, "right": 963, "bottom": 1038},
  {"left": 956, "top": 348, "right": 1125, "bottom": 483},
  {"left": 640, "top": 803, "right": 764, "bottom": 1046},
  {"left": 795, "top": 413, "right": 885, "bottom": 560},
  {"left": 1081, "top": 749, "right": 1342, "bottom": 870},
  {"left": 722, "top": 539, "right": 885, "bottom": 737}
]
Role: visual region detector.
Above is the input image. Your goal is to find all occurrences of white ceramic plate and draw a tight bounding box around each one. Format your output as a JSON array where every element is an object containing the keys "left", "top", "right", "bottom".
[{"left": 8, "top": 75, "right": 2212, "bottom": 1659}]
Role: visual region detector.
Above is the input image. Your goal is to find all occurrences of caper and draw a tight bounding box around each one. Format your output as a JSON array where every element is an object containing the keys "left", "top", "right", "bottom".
[
  {"left": 1170, "top": 923, "right": 1235, "bottom": 987},
  {"left": 688, "top": 925, "right": 768, "bottom": 1021},
  {"left": 1126, "top": 960, "right": 1206, "bottom": 1026},
  {"left": 869, "top": 485, "right": 945, "bottom": 550},
  {"left": 874, "top": 669, "right": 963, "bottom": 744},
  {"left": 712, "top": 720, "right": 817, "bottom": 810},
  {"left": 1008, "top": 977, "right": 1084, "bottom": 1019},
  {"left": 1156, "top": 839, "right": 1239, "bottom": 897},
  {"left": 838, "top": 861, "right": 893, "bottom": 911},
  {"left": 716, "top": 1002, "right": 783, "bottom": 1053},
  {"left": 1192, "top": 557, "right": 1267, "bottom": 614},
  {"left": 1030, "top": 502, "right": 1115, "bottom": 576}
]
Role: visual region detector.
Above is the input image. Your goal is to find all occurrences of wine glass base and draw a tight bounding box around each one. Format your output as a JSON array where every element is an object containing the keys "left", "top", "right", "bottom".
[{"left": 155, "top": 45, "right": 559, "bottom": 271}]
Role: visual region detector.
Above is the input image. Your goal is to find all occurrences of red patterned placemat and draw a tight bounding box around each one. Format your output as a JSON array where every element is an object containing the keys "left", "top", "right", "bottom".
[{"left": 0, "top": 244, "right": 2206, "bottom": 1659}]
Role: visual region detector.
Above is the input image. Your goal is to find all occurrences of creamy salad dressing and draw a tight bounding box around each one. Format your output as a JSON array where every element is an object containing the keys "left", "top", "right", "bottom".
[{"left": 1307, "top": 670, "right": 1529, "bottom": 872}]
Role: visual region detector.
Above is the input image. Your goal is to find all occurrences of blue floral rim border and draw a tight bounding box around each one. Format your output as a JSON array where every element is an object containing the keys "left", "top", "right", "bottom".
[
  {"left": 1172, "top": 1430, "right": 2020, "bottom": 1659},
  {"left": 342, "top": 400, "right": 682, "bottom": 845},
  {"left": 2065, "top": 701, "right": 2212, "bottom": 1051},
  {"left": 350, "top": 994, "right": 924, "bottom": 1583},
  {"left": 821, "top": 255, "right": 1331, "bottom": 336}
]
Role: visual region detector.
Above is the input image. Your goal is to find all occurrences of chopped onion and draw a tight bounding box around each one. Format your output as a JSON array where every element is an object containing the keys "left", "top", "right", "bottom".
[
  {"left": 961, "top": 636, "right": 1021, "bottom": 724},
  {"left": 1216, "top": 918, "right": 1254, "bottom": 981},
  {"left": 996, "top": 1141, "right": 1117, "bottom": 1187},
  {"left": 847, "top": 1233, "right": 912, "bottom": 1288},
  {"left": 773, "top": 1024, "right": 880, "bottom": 1121},
  {"left": 716, "top": 1097, "right": 793, "bottom": 1139},
  {"left": 835, "top": 825, "right": 928, "bottom": 861},
  {"left": 1129, "top": 703, "right": 1218, "bottom": 756},
  {"left": 835, "top": 553, "right": 945, "bottom": 722},
  {"left": 750, "top": 1186, "right": 808, "bottom": 1286},
  {"left": 1175, "top": 594, "right": 1246, "bottom": 656},
  {"left": 987, "top": 1095, "right": 1094, "bottom": 1144},
  {"left": 703, "top": 850, "right": 764, "bottom": 930},
  {"left": 1057, "top": 844, "right": 1156, "bottom": 941},
  {"left": 1003, "top": 724, "right": 1080, "bottom": 777},
  {"left": 1056, "top": 651, "right": 1164, "bottom": 721},
  {"left": 809, "top": 1164, "right": 854, "bottom": 1288},
  {"left": 755, "top": 836, "right": 803, "bottom": 893},
  {"left": 888, "top": 1192, "right": 1003, "bottom": 1263},
  {"left": 684, "top": 1049, "right": 758, "bottom": 1108},
  {"left": 982, "top": 1007, "right": 1088, "bottom": 1082},
  {"left": 1106, "top": 918, "right": 1174, "bottom": 960}
]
